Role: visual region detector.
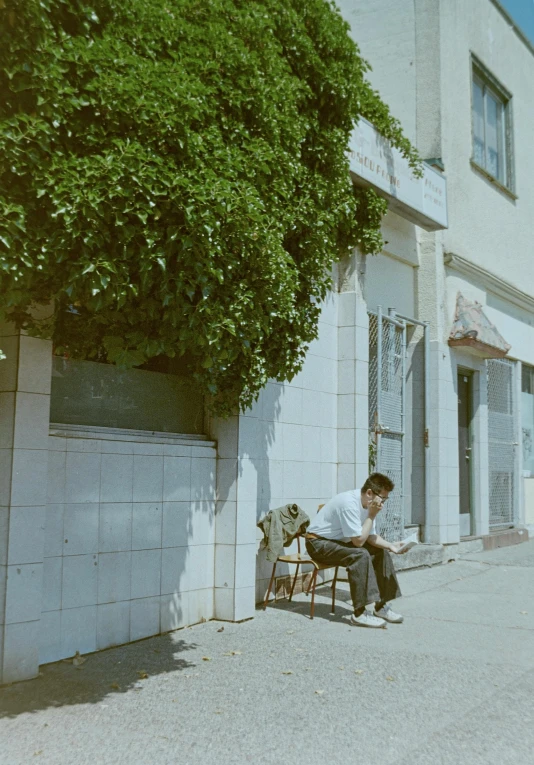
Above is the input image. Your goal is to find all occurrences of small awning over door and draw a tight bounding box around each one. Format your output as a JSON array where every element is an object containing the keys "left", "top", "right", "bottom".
[{"left": 448, "top": 293, "right": 511, "bottom": 358}]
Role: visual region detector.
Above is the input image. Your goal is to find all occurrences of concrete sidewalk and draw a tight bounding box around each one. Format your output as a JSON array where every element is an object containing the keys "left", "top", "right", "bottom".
[{"left": 1, "top": 541, "right": 534, "bottom": 765}]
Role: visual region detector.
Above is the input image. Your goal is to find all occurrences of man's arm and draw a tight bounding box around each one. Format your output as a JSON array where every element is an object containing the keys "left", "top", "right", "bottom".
[
  {"left": 350, "top": 498, "right": 382, "bottom": 547},
  {"left": 367, "top": 534, "right": 404, "bottom": 554}
]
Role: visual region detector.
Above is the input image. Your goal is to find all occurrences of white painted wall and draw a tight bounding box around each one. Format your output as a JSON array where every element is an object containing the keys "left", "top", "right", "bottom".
[{"left": 41, "top": 430, "right": 216, "bottom": 664}]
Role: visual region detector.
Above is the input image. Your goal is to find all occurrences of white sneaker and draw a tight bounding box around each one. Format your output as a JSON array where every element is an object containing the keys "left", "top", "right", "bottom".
[
  {"left": 374, "top": 604, "right": 404, "bottom": 623},
  {"left": 350, "top": 611, "right": 387, "bottom": 629}
]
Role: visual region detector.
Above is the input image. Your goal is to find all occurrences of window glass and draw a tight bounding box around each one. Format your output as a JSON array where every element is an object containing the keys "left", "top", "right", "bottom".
[
  {"left": 521, "top": 364, "right": 534, "bottom": 476},
  {"left": 471, "top": 63, "right": 511, "bottom": 190},
  {"left": 51, "top": 356, "right": 204, "bottom": 434},
  {"left": 472, "top": 79, "right": 485, "bottom": 167}
]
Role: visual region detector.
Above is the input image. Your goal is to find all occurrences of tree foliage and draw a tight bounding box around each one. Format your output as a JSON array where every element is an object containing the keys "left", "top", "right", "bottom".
[{"left": 0, "top": 0, "right": 419, "bottom": 414}]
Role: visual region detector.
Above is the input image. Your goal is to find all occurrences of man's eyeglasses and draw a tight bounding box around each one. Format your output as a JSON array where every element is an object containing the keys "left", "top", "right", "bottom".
[{"left": 371, "top": 490, "right": 388, "bottom": 503}]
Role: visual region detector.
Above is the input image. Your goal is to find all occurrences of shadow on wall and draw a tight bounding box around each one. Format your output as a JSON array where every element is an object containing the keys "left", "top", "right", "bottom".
[{"left": 0, "top": 632, "right": 197, "bottom": 719}]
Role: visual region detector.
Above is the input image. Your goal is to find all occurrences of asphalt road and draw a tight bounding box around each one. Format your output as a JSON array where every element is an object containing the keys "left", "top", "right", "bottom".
[{"left": 1, "top": 540, "right": 534, "bottom": 765}]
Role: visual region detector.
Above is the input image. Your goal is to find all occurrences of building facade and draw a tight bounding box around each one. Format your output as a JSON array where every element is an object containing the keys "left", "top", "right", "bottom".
[{"left": 2, "top": 0, "right": 532, "bottom": 684}]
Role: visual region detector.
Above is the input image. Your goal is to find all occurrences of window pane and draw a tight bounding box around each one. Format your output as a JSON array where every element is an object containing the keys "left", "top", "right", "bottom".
[
  {"left": 472, "top": 79, "right": 485, "bottom": 167},
  {"left": 485, "top": 92, "right": 502, "bottom": 181},
  {"left": 51, "top": 357, "right": 204, "bottom": 434}
]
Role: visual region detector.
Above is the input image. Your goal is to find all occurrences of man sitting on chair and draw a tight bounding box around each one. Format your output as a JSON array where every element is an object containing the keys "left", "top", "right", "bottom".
[{"left": 305, "top": 472, "right": 405, "bottom": 628}]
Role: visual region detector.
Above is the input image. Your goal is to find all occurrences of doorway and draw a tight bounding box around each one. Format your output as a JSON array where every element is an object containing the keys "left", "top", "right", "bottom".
[{"left": 457, "top": 371, "right": 474, "bottom": 536}]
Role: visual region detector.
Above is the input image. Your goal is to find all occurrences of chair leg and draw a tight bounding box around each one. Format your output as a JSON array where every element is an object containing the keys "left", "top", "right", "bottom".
[
  {"left": 305, "top": 569, "right": 315, "bottom": 596},
  {"left": 263, "top": 562, "right": 277, "bottom": 609},
  {"left": 310, "top": 569, "right": 319, "bottom": 620},
  {"left": 288, "top": 563, "right": 300, "bottom": 602},
  {"left": 331, "top": 566, "right": 338, "bottom": 614}
]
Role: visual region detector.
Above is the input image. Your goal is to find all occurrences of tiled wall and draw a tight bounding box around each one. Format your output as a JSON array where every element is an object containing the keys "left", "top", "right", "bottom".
[
  {"left": 41, "top": 430, "right": 216, "bottom": 664},
  {"left": 246, "top": 295, "right": 340, "bottom": 603}
]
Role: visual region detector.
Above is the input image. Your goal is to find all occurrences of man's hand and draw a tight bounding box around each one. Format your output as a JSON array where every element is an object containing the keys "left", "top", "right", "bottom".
[
  {"left": 367, "top": 496, "right": 384, "bottom": 519},
  {"left": 389, "top": 542, "right": 406, "bottom": 555}
]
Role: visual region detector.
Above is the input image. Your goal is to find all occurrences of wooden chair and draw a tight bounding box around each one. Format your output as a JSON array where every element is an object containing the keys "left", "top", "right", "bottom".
[{"left": 262, "top": 505, "right": 339, "bottom": 619}]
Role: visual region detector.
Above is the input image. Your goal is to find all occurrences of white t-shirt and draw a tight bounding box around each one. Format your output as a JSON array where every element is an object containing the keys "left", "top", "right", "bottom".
[{"left": 307, "top": 490, "right": 377, "bottom": 542}]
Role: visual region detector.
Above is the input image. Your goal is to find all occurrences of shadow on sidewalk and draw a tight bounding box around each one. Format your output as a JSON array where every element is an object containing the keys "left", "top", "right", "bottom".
[
  {"left": 0, "top": 631, "right": 197, "bottom": 720},
  {"left": 260, "top": 584, "right": 354, "bottom": 622}
]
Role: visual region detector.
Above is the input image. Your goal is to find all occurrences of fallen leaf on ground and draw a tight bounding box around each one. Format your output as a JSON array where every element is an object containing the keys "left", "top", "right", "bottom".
[
  {"left": 338, "top": 666, "right": 345, "bottom": 670},
  {"left": 214, "top": 710, "right": 222, "bottom": 714},
  {"left": 315, "top": 690, "right": 324, "bottom": 695},
  {"left": 110, "top": 682, "right": 120, "bottom": 690},
  {"left": 520, "top": 611, "right": 528, "bottom": 615},
  {"left": 286, "top": 630, "right": 295, "bottom": 635},
  {"left": 281, "top": 671, "right": 293, "bottom": 675},
  {"left": 137, "top": 671, "right": 149, "bottom": 679},
  {"left": 153, "top": 649, "right": 160, "bottom": 654},
  {"left": 202, "top": 657, "right": 211, "bottom": 662},
  {"left": 354, "top": 670, "right": 364, "bottom": 675},
  {"left": 33, "top": 752, "right": 43, "bottom": 757},
  {"left": 386, "top": 676, "right": 396, "bottom": 681},
  {"left": 217, "top": 627, "right": 225, "bottom": 632},
  {"left": 223, "top": 651, "right": 242, "bottom": 656},
  {"left": 72, "top": 651, "right": 86, "bottom": 667}
]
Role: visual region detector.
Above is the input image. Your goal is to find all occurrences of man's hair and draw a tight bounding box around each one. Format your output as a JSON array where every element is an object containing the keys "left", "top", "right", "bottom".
[{"left": 361, "top": 472, "right": 395, "bottom": 494}]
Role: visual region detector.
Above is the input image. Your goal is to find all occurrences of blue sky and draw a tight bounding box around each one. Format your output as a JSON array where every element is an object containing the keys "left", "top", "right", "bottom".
[{"left": 499, "top": 0, "right": 534, "bottom": 46}]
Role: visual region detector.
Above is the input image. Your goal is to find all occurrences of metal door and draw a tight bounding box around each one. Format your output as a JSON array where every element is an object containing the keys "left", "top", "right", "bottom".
[
  {"left": 368, "top": 307, "right": 406, "bottom": 541},
  {"left": 457, "top": 371, "right": 473, "bottom": 536},
  {"left": 487, "top": 358, "right": 518, "bottom": 528}
]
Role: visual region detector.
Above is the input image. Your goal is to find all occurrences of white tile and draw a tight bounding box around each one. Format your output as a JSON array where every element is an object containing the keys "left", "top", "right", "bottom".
[
  {"left": 62, "top": 554, "right": 98, "bottom": 609},
  {"left": 320, "top": 428, "right": 337, "bottom": 462},
  {"left": 161, "top": 591, "right": 189, "bottom": 632},
  {"left": 337, "top": 463, "right": 356, "bottom": 493},
  {"left": 63, "top": 504, "right": 99, "bottom": 555},
  {"left": 100, "top": 439, "right": 134, "bottom": 454},
  {"left": 61, "top": 605, "right": 97, "bottom": 658},
  {"left": 215, "top": 544, "right": 235, "bottom": 589},
  {"left": 214, "top": 587, "right": 234, "bottom": 621},
  {"left": 338, "top": 394, "right": 355, "bottom": 429},
  {"left": 338, "top": 326, "right": 355, "bottom": 361},
  {"left": 300, "top": 462, "right": 322, "bottom": 499},
  {"left": 355, "top": 326, "right": 369, "bottom": 361},
  {"left": 47, "top": 450, "right": 66, "bottom": 504},
  {"left": 163, "top": 443, "right": 192, "bottom": 457},
  {"left": 65, "top": 451, "right": 101, "bottom": 503},
  {"left": 100, "top": 454, "right": 134, "bottom": 503},
  {"left": 39, "top": 610, "right": 62, "bottom": 665},
  {"left": 2, "top": 620, "right": 40, "bottom": 682},
  {"left": 132, "top": 441, "right": 164, "bottom": 456},
  {"left": 338, "top": 360, "right": 355, "bottom": 395},
  {"left": 301, "top": 389, "right": 322, "bottom": 427},
  {"left": 356, "top": 299, "right": 369, "bottom": 330},
  {"left": 283, "top": 461, "right": 304, "bottom": 500},
  {"left": 238, "top": 416, "right": 262, "bottom": 458},
  {"left": 163, "top": 456, "right": 191, "bottom": 501},
  {"left": 132, "top": 503, "right": 162, "bottom": 550},
  {"left": 162, "top": 502, "right": 191, "bottom": 547},
  {"left": 191, "top": 446, "right": 216, "bottom": 459},
  {"left": 10, "top": 448, "right": 48, "bottom": 506},
  {"left": 133, "top": 455, "right": 163, "bottom": 502},
  {"left": 267, "top": 459, "right": 284, "bottom": 497},
  {"left": 5, "top": 563, "right": 43, "bottom": 623},
  {"left": 216, "top": 458, "right": 238, "bottom": 502},
  {"left": 99, "top": 502, "right": 132, "bottom": 553},
  {"left": 7, "top": 506, "right": 45, "bottom": 564},
  {"left": 280, "top": 386, "right": 303, "bottom": 425},
  {"left": 0, "top": 507, "right": 7, "bottom": 566},
  {"left": 44, "top": 504, "right": 64, "bottom": 559},
  {"left": 337, "top": 429, "right": 355, "bottom": 464},
  {"left": 210, "top": 416, "right": 238, "bottom": 458},
  {"left": 233, "top": 586, "right": 255, "bottom": 621},
  {"left": 338, "top": 291, "right": 356, "bottom": 327},
  {"left": 130, "top": 596, "right": 160, "bottom": 641},
  {"left": 0, "top": 450, "right": 12, "bottom": 506},
  {"left": 66, "top": 438, "right": 101, "bottom": 453},
  {"left": 17, "top": 335, "right": 52, "bottom": 394},
  {"left": 320, "top": 293, "right": 337, "bottom": 326},
  {"left": 262, "top": 382, "right": 283, "bottom": 422},
  {"left": 191, "top": 500, "right": 216, "bottom": 546},
  {"left": 282, "top": 424, "right": 302, "bottom": 461},
  {"left": 13, "top": 392, "right": 50, "bottom": 450},
  {"left": 234, "top": 501, "right": 259, "bottom": 546},
  {"left": 234, "top": 543, "right": 256, "bottom": 588},
  {"left": 189, "top": 587, "right": 214, "bottom": 624},
  {"left": 320, "top": 393, "right": 337, "bottom": 429},
  {"left": 214, "top": 501, "right": 236, "bottom": 545},
  {"left": 188, "top": 544, "right": 214, "bottom": 591},
  {"left": 96, "top": 601, "right": 130, "bottom": 650},
  {"left": 42, "top": 556, "right": 63, "bottom": 612},
  {"left": 355, "top": 394, "right": 368, "bottom": 430},
  {"left": 355, "top": 360, "right": 369, "bottom": 396},
  {"left": 131, "top": 549, "right": 161, "bottom": 599},
  {"left": 265, "top": 420, "right": 284, "bottom": 460},
  {"left": 98, "top": 551, "right": 131, "bottom": 603},
  {"left": 191, "top": 458, "right": 216, "bottom": 502},
  {"left": 320, "top": 462, "right": 337, "bottom": 498},
  {"left": 161, "top": 546, "right": 188, "bottom": 595},
  {"left": 237, "top": 457, "right": 258, "bottom": 501}
]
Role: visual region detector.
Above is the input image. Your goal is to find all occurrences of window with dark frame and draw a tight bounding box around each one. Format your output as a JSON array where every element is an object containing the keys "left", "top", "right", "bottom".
[{"left": 471, "top": 57, "right": 514, "bottom": 192}]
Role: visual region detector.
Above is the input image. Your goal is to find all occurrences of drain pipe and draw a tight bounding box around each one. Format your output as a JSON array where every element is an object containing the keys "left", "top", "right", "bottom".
[{"left": 396, "top": 314, "right": 431, "bottom": 543}]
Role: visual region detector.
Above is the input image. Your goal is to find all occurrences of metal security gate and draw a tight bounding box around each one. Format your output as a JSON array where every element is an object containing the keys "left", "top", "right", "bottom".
[
  {"left": 487, "top": 358, "right": 518, "bottom": 528},
  {"left": 368, "top": 308, "right": 406, "bottom": 541}
]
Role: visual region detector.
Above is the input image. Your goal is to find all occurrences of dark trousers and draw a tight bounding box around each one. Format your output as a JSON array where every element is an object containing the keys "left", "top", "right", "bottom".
[{"left": 305, "top": 538, "right": 401, "bottom": 613}]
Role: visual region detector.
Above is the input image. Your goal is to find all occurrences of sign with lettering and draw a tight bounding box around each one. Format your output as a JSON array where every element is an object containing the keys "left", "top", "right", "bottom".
[{"left": 348, "top": 118, "right": 448, "bottom": 231}]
